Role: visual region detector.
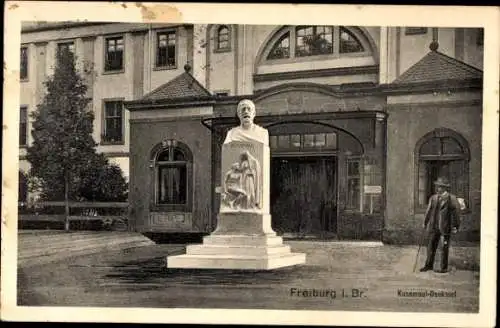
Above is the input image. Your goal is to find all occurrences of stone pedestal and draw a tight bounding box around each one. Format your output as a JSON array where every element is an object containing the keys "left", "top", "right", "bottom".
[
  {"left": 167, "top": 112, "right": 306, "bottom": 270},
  {"left": 167, "top": 212, "right": 306, "bottom": 270}
]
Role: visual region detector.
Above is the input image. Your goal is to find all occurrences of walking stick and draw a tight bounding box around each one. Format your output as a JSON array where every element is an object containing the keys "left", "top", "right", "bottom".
[{"left": 413, "top": 226, "right": 427, "bottom": 272}]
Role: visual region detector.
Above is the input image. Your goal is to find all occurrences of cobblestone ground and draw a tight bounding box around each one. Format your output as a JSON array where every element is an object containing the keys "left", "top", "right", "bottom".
[{"left": 18, "top": 241, "right": 479, "bottom": 312}]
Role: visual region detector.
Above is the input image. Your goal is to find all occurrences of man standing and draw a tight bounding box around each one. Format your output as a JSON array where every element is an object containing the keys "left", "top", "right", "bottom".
[{"left": 420, "top": 177, "right": 461, "bottom": 273}]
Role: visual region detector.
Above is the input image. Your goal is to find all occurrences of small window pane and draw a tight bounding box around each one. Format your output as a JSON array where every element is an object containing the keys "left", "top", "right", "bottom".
[
  {"left": 158, "top": 165, "right": 187, "bottom": 204},
  {"left": 303, "top": 134, "right": 315, "bottom": 147},
  {"left": 173, "top": 148, "right": 186, "bottom": 161},
  {"left": 347, "top": 178, "right": 360, "bottom": 209},
  {"left": 418, "top": 161, "right": 428, "bottom": 206},
  {"left": 267, "top": 32, "right": 290, "bottom": 60},
  {"left": 326, "top": 133, "right": 337, "bottom": 148},
  {"left": 441, "top": 137, "right": 463, "bottom": 155},
  {"left": 270, "top": 136, "right": 278, "bottom": 149},
  {"left": 295, "top": 25, "right": 333, "bottom": 57},
  {"left": 157, "top": 150, "right": 170, "bottom": 162},
  {"left": 339, "top": 28, "right": 364, "bottom": 53},
  {"left": 278, "top": 135, "right": 290, "bottom": 148},
  {"left": 348, "top": 161, "right": 359, "bottom": 176},
  {"left": 314, "top": 134, "right": 326, "bottom": 147},
  {"left": 420, "top": 138, "right": 440, "bottom": 155},
  {"left": 290, "top": 134, "right": 301, "bottom": 148}
]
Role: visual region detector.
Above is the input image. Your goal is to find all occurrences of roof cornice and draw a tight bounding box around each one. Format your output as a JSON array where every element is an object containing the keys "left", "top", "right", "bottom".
[
  {"left": 125, "top": 97, "right": 216, "bottom": 111},
  {"left": 381, "top": 78, "right": 483, "bottom": 95}
]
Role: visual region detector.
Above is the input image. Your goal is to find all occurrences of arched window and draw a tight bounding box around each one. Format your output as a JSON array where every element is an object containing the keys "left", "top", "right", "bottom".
[
  {"left": 216, "top": 25, "right": 231, "bottom": 52},
  {"left": 267, "top": 32, "right": 290, "bottom": 60},
  {"left": 339, "top": 27, "right": 364, "bottom": 53},
  {"left": 265, "top": 26, "right": 367, "bottom": 61},
  {"left": 415, "top": 128, "right": 470, "bottom": 211},
  {"left": 296, "top": 26, "right": 333, "bottom": 57},
  {"left": 150, "top": 140, "right": 193, "bottom": 211},
  {"left": 18, "top": 171, "right": 28, "bottom": 204}
]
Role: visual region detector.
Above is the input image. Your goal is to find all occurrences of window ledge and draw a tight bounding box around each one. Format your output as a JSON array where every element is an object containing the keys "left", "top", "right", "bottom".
[
  {"left": 153, "top": 65, "right": 178, "bottom": 71},
  {"left": 102, "top": 69, "right": 125, "bottom": 75},
  {"left": 150, "top": 204, "right": 190, "bottom": 212},
  {"left": 20, "top": 78, "right": 29, "bottom": 83},
  {"left": 263, "top": 51, "right": 372, "bottom": 65},
  {"left": 214, "top": 47, "right": 231, "bottom": 54},
  {"left": 100, "top": 140, "right": 125, "bottom": 146},
  {"left": 405, "top": 30, "right": 428, "bottom": 36}
]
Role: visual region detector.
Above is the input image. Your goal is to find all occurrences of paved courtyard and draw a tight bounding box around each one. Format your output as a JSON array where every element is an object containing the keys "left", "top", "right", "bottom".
[{"left": 17, "top": 233, "right": 479, "bottom": 313}]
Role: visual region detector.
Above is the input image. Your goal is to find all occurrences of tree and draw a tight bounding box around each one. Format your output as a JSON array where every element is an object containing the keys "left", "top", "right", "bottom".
[
  {"left": 26, "top": 47, "right": 128, "bottom": 231},
  {"left": 78, "top": 154, "right": 128, "bottom": 202}
]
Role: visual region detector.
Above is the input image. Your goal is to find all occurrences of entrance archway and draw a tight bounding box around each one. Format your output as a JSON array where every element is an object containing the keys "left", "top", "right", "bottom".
[{"left": 265, "top": 121, "right": 363, "bottom": 238}]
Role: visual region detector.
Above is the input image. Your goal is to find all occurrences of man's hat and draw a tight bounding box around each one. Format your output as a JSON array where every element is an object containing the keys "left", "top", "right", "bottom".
[{"left": 434, "top": 176, "right": 451, "bottom": 188}]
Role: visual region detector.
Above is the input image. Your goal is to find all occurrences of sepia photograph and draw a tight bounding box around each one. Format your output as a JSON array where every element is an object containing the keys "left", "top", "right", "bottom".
[{"left": 2, "top": 2, "right": 498, "bottom": 327}]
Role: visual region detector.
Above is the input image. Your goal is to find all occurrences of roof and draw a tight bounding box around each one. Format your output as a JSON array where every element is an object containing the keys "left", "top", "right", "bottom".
[
  {"left": 393, "top": 50, "right": 483, "bottom": 84},
  {"left": 139, "top": 71, "right": 212, "bottom": 102},
  {"left": 21, "top": 22, "right": 113, "bottom": 33}
]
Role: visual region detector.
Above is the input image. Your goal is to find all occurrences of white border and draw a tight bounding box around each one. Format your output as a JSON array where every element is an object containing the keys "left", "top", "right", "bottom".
[{"left": 2, "top": 2, "right": 498, "bottom": 327}]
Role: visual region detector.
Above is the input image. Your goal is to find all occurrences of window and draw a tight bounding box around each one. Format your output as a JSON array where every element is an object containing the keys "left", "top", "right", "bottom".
[
  {"left": 296, "top": 25, "right": 333, "bottom": 57},
  {"left": 266, "top": 26, "right": 366, "bottom": 61},
  {"left": 267, "top": 33, "right": 290, "bottom": 60},
  {"left": 216, "top": 25, "right": 231, "bottom": 51},
  {"left": 18, "top": 171, "right": 28, "bottom": 204},
  {"left": 340, "top": 27, "right": 364, "bottom": 53},
  {"left": 152, "top": 140, "right": 193, "bottom": 211},
  {"left": 20, "top": 47, "right": 28, "bottom": 80},
  {"left": 415, "top": 129, "right": 470, "bottom": 210},
  {"left": 57, "top": 42, "right": 75, "bottom": 65},
  {"left": 214, "top": 91, "right": 229, "bottom": 97},
  {"left": 156, "top": 31, "right": 176, "bottom": 68},
  {"left": 57, "top": 42, "right": 75, "bottom": 55},
  {"left": 102, "top": 100, "right": 123, "bottom": 143},
  {"left": 346, "top": 158, "right": 361, "bottom": 210},
  {"left": 157, "top": 148, "right": 187, "bottom": 205},
  {"left": 477, "top": 28, "right": 484, "bottom": 46},
  {"left": 362, "top": 158, "right": 382, "bottom": 214},
  {"left": 105, "top": 36, "right": 124, "bottom": 71},
  {"left": 405, "top": 27, "right": 428, "bottom": 35},
  {"left": 19, "top": 106, "right": 28, "bottom": 146},
  {"left": 270, "top": 132, "right": 337, "bottom": 151}
]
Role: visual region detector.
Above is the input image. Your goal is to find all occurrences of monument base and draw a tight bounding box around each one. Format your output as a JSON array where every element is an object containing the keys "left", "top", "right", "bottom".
[{"left": 167, "top": 213, "right": 306, "bottom": 270}]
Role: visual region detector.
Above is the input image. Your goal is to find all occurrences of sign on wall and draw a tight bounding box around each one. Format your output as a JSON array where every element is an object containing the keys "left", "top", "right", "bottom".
[{"left": 364, "top": 185, "right": 382, "bottom": 194}]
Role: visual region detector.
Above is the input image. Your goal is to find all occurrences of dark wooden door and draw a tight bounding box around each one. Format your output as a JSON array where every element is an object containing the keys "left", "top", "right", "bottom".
[{"left": 271, "top": 156, "right": 337, "bottom": 237}]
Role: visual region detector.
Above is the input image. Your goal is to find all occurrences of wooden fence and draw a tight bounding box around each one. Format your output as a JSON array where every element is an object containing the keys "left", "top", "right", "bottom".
[{"left": 18, "top": 201, "right": 129, "bottom": 231}]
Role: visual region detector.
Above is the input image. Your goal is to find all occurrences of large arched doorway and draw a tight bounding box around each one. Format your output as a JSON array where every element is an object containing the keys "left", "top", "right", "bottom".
[{"left": 265, "top": 121, "right": 363, "bottom": 238}]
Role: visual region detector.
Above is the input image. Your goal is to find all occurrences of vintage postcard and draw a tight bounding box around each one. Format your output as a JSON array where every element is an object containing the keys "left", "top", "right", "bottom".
[{"left": 2, "top": 2, "right": 498, "bottom": 327}]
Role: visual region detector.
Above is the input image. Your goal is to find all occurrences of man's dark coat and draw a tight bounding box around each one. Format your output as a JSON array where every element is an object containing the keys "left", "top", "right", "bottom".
[{"left": 424, "top": 192, "right": 460, "bottom": 234}]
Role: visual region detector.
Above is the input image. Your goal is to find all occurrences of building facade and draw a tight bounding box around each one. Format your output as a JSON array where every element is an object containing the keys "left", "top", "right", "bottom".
[{"left": 20, "top": 23, "right": 483, "bottom": 243}]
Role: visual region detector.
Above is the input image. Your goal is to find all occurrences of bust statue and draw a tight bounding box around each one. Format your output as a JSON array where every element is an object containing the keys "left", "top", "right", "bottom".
[{"left": 223, "top": 99, "right": 269, "bottom": 146}]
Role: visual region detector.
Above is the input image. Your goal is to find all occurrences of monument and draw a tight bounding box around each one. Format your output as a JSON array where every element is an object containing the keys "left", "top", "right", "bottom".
[{"left": 167, "top": 99, "right": 306, "bottom": 270}]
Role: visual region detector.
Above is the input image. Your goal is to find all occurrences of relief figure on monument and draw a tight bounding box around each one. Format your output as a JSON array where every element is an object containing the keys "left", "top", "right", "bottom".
[{"left": 221, "top": 150, "right": 261, "bottom": 211}]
